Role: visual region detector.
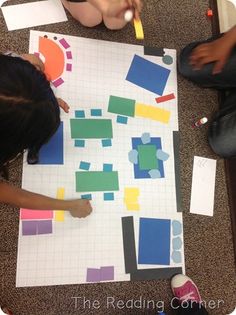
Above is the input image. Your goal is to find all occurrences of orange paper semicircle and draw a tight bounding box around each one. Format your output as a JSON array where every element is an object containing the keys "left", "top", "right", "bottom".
[{"left": 39, "top": 36, "right": 65, "bottom": 81}]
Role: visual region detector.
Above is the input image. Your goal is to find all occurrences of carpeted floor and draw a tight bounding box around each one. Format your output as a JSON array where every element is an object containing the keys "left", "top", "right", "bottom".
[{"left": 0, "top": 0, "right": 235, "bottom": 314}]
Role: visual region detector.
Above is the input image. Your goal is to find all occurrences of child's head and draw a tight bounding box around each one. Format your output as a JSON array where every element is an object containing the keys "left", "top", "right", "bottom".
[{"left": 0, "top": 54, "right": 60, "bottom": 167}]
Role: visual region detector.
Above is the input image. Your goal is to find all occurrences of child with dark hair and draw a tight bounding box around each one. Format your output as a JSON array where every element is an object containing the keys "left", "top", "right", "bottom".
[{"left": 0, "top": 53, "right": 92, "bottom": 218}]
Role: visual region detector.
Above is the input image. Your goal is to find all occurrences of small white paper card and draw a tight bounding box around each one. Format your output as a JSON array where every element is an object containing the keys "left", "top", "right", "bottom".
[
  {"left": 190, "top": 156, "right": 217, "bottom": 216},
  {"left": 2, "top": 0, "right": 68, "bottom": 31},
  {"left": 0, "top": 0, "right": 8, "bottom": 7},
  {"left": 227, "top": 0, "right": 236, "bottom": 8}
]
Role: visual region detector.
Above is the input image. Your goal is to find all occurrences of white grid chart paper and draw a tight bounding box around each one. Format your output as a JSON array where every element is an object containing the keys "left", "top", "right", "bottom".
[{"left": 16, "top": 31, "right": 184, "bottom": 287}]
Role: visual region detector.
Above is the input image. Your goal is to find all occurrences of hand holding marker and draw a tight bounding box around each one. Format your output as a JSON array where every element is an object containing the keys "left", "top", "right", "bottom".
[
  {"left": 124, "top": 9, "right": 133, "bottom": 21},
  {"left": 124, "top": 1, "right": 144, "bottom": 39},
  {"left": 124, "top": 0, "right": 142, "bottom": 20}
]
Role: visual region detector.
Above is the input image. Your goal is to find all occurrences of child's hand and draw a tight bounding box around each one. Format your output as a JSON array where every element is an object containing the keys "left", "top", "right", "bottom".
[
  {"left": 127, "top": 0, "right": 142, "bottom": 19},
  {"left": 190, "top": 37, "right": 233, "bottom": 74},
  {"left": 69, "top": 199, "right": 92, "bottom": 218},
  {"left": 21, "top": 54, "right": 45, "bottom": 72},
  {"left": 95, "top": 0, "right": 142, "bottom": 19},
  {"left": 57, "top": 98, "right": 70, "bottom": 113}
]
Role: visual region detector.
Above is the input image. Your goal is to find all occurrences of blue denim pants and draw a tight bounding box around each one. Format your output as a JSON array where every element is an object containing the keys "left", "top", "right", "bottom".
[{"left": 179, "top": 37, "right": 236, "bottom": 158}]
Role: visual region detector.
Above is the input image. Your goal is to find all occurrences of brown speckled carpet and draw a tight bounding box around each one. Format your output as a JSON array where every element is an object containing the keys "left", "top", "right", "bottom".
[{"left": 0, "top": 1, "right": 235, "bottom": 314}]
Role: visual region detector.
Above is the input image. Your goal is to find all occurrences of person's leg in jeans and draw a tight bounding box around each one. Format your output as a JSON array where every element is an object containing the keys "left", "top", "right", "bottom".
[
  {"left": 179, "top": 37, "right": 236, "bottom": 89},
  {"left": 171, "top": 274, "right": 208, "bottom": 315},
  {"left": 179, "top": 28, "right": 236, "bottom": 157}
]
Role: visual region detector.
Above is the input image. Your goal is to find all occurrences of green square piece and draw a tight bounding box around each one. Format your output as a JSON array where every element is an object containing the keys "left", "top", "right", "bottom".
[
  {"left": 138, "top": 144, "right": 157, "bottom": 170},
  {"left": 108, "top": 95, "right": 135, "bottom": 117}
]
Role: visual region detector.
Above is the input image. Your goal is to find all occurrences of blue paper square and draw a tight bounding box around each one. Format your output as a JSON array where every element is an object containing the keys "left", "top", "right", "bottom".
[
  {"left": 126, "top": 54, "right": 170, "bottom": 95},
  {"left": 81, "top": 194, "right": 92, "bottom": 200},
  {"left": 102, "top": 139, "right": 112, "bottom": 147},
  {"left": 38, "top": 122, "right": 63, "bottom": 164},
  {"left": 79, "top": 161, "right": 91, "bottom": 170},
  {"left": 132, "top": 137, "right": 164, "bottom": 178},
  {"left": 91, "top": 109, "right": 102, "bottom": 116},
  {"left": 138, "top": 218, "right": 171, "bottom": 265},
  {"left": 117, "top": 115, "right": 128, "bottom": 124},
  {"left": 74, "top": 139, "right": 85, "bottom": 147},
  {"left": 104, "top": 192, "right": 114, "bottom": 201},
  {"left": 103, "top": 164, "right": 113, "bottom": 172},
  {"left": 75, "top": 110, "right": 85, "bottom": 118}
]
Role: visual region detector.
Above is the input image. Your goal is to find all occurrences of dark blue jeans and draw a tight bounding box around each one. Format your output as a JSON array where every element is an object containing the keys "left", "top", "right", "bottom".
[
  {"left": 176, "top": 302, "right": 208, "bottom": 315},
  {"left": 179, "top": 37, "right": 236, "bottom": 158}
]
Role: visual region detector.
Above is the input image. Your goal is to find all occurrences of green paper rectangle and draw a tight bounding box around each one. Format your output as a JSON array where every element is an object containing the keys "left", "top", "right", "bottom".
[
  {"left": 70, "top": 119, "right": 113, "bottom": 139},
  {"left": 76, "top": 171, "right": 119, "bottom": 192},
  {"left": 138, "top": 144, "right": 157, "bottom": 170},
  {"left": 108, "top": 95, "right": 135, "bottom": 117}
]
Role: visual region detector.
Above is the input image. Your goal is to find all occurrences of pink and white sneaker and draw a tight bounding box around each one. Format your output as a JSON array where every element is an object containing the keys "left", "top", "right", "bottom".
[{"left": 171, "top": 274, "right": 202, "bottom": 303}]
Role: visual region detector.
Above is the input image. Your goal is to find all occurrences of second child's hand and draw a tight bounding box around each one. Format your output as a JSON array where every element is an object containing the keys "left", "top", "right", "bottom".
[{"left": 127, "top": 0, "right": 142, "bottom": 19}]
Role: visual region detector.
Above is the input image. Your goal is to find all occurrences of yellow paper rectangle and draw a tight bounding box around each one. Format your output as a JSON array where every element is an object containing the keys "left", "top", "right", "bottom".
[
  {"left": 134, "top": 19, "right": 144, "bottom": 40},
  {"left": 124, "top": 196, "right": 138, "bottom": 204},
  {"left": 135, "top": 103, "right": 170, "bottom": 124},
  {"left": 57, "top": 187, "right": 65, "bottom": 199},
  {"left": 55, "top": 210, "right": 65, "bottom": 222},
  {"left": 135, "top": 103, "right": 150, "bottom": 118},
  {"left": 124, "top": 187, "right": 140, "bottom": 197},
  {"left": 55, "top": 187, "right": 65, "bottom": 221},
  {"left": 126, "top": 203, "right": 140, "bottom": 211},
  {"left": 149, "top": 106, "right": 170, "bottom": 123}
]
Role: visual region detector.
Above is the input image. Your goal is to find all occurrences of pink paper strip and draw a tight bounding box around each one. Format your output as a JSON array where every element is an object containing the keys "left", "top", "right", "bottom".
[
  {"left": 59, "top": 38, "right": 70, "bottom": 49},
  {"left": 52, "top": 77, "right": 64, "bottom": 88},
  {"left": 66, "top": 63, "right": 72, "bottom": 71},
  {"left": 66, "top": 51, "right": 72, "bottom": 59},
  {"left": 20, "top": 209, "right": 53, "bottom": 220}
]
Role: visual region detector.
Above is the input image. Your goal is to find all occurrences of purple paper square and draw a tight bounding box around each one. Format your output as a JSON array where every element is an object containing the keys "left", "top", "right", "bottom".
[
  {"left": 86, "top": 268, "right": 101, "bottom": 282},
  {"left": 66, "top": 64, "right": 72, "bottom": 72},
  {"left": 52, "top": 78, "right": 64, "bottom": 88},
  {"left": 37, "top": 220, "right": 52, "bottom": 235},
  {"left": 22, "top": 220, "right": 37, "bottom": 236},
  {"left": 100, "top": 266, "right": 114, "bottom": 281},
  {"left": 59, "top": 38, "right": 70, "bottom": 49},
  {"left": 66, "top": 51, "right": 72, "bottom": 59}
]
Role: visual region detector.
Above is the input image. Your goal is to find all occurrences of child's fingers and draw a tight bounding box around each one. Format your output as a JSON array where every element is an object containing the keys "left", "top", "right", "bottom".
[
  {"left": 212, "top": 57, "right": 228, "bottom": 74},
  {"left": 134, "top": 9, "right": 140, "bottom": 19},
  {"left": 134, "top": 0, "right": 142, "bottom": 12},
  {"left": 131, "top": 0, "right": 142, "bottom": 20},
  {"left": 127, "top": 0, "right": 133, "bottom": 7},
  {"left": 190, "top": 47, "right": 209, "bottom": 65},
  {"left": 57, "top": 98, "right": 70, "bottom": 113}
]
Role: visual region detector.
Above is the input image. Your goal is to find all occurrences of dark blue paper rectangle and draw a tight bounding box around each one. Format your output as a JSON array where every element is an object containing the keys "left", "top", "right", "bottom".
[
  {"left": 132, "top": 137, "right": 164, "bottom": 178},
  {"left": 38, "top": 122, "right": 63, "bottom": 164},
  {"left": 138, "top": 218, "right": 171, "bottom": 265},
  {"left": 126, "top": 55, "right": 170, "bottom": 95}
]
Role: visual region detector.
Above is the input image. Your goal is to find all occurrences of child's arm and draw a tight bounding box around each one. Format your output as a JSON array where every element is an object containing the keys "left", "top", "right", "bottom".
[
  {"left": 0, "top": 182, "right": 92, "bottom": 218},
  {"left": 190, "top": 25, "right": 236, "bottom": 74}
]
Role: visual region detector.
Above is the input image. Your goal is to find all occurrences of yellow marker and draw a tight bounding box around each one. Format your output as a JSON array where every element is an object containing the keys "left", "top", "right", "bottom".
[
  {"left": 126, "top": 203, "right": 140, "bottom": 211},
  {"left": 134, "top": 19, "right": 144, "bottom": 40},
  {"left": 55, "top": 187, "right": 65, "bottom": 222},
  {"left": 135, "top": 103, "right": 171, "bottom": 124}
]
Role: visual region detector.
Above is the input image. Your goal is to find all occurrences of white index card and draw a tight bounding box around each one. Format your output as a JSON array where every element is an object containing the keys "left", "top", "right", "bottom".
[
  {"left": 227, "top": 0, "right": 236, "bottom": 8},
  {"left": 190, "top": 156, "right": 217, "bottom": 216},
  {"left": 1, "top": 0, "right": 67, "bottom": 31}
]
